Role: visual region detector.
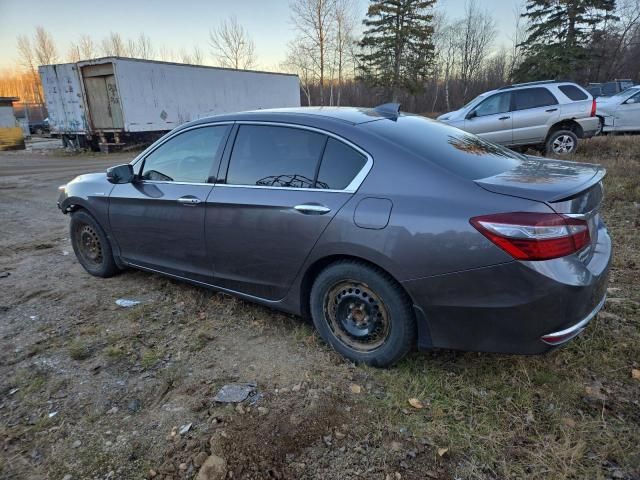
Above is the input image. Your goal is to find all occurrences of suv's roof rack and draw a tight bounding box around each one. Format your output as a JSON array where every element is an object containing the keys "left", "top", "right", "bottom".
[{"left": 498, "top": 80, "right": 558, "bottom": 90}]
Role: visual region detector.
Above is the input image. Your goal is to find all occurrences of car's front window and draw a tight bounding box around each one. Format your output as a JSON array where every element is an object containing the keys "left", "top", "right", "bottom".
[
  {"left": 140, "top": 126, "right": 230, "bottom": 183},
  {"left": 474, "top": 92, "right": 511, "bottom": 117}
]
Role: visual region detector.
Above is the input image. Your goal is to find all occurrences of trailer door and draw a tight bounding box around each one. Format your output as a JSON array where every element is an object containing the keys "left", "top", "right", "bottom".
[{"left": 82, "top": 64, "right": 124, "bottom": 130}]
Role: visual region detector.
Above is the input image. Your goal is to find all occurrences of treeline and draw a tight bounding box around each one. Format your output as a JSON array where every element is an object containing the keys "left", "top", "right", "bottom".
[{"left": 1, "top": 0, "right": 639, "bottom": 115}]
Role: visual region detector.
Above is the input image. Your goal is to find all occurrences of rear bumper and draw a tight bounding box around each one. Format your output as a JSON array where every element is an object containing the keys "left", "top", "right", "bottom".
[
  {"left": 403, "top": 222, "right": 611, "bottom": 354},
  {"left": 576, "top": 117, "right": 600, "bottom": 138},
  {"left": 540, "top": 294, "right": 606, "bottom": 345}
]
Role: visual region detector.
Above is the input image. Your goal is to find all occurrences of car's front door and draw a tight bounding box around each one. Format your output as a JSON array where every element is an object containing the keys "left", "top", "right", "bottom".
[
  {"left": 109, "top": 124, "right": 231, "bottom": 281},
  {"left": 205, "top": 123, "right": 370, "bottom": 300},
  {"left": 463, "top": 92, "right": 513, "bottom": 144},
  {"left": 511, "top": 87, "right": 560, "bottom": 144},
  {"left": 614, "top": 91, "right": 640, "bottom": 131}
]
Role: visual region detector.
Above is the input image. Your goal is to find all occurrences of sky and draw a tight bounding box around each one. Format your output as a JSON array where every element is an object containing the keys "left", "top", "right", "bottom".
[{"left": 0, "top": 0, "right": 522, "bottom": 71}]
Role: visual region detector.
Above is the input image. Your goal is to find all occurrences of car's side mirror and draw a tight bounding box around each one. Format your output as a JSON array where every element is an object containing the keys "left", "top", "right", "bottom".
[
  {"left": 466, "top": 110, "right": 477, "bottom": 120},
  {"left": 106, "top": 164, "right": 135, "bottom": 184}
]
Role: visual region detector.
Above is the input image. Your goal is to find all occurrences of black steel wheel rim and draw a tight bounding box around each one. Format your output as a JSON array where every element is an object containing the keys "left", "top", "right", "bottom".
[
  {"left": 75, "top": 223, "right": 103, "bottom": 265},
  {"left": 323, "top": 280, "right": 391, "bottom": 352}
]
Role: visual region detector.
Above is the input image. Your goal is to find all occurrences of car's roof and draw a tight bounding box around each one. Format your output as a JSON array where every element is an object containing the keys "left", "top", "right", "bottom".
[{"left": 186, "top": 107, "right": 397, "bottom": 128}]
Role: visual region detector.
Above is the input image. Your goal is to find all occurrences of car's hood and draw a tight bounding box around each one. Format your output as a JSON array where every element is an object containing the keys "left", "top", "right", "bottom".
[
  {"left": 437, "top": 109, "right": 464, "bottom": 122},
  {"left": 475, "top": 156, "right": 605, "bottom": 203}
]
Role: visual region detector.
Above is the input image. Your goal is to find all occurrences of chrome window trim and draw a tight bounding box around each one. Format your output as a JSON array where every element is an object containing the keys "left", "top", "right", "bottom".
[
  {"left": 130, "top": 121, "right": 235, "bottom": 169},
  {"left": 129, "top": 120, "right": 374, "bottom": 193},
  {"left": 226, "top": 121, "right": 373, "bottom": 194}
]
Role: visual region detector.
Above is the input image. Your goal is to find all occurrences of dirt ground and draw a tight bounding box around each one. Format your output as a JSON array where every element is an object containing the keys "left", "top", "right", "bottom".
[{"left": 1, "top": 137, "right": 639, "bottom": 480}]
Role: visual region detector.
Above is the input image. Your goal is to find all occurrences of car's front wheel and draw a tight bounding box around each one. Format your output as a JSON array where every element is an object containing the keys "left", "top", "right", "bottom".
[
  {"left": 70, "top": 210, "right": 119, "bottom": 278},
  {"left": 310, "top": 261, "right": 416, "bottom": 367},
  {"left": 546, "top": 129, "right": 578, "bottom": 155}
]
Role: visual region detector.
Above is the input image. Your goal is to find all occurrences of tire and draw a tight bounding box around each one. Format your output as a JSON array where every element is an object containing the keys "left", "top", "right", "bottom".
[
  {"left": 310, "top": 260, "right": 416, "bottom": 367},
  {"left": 70, "top": 210, "right": 119, "bottom": 278},
  {"left": 545, "top": 129, "right": 578, "bottom": 155}
]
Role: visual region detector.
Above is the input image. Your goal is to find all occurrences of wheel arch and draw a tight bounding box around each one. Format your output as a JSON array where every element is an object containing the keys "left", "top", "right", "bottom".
[
  {"left": 547, "top": 119, "right": 584, "bottom": 139},
  {"left": 298, "top": 254, "right": 413, "bottom": 320}
]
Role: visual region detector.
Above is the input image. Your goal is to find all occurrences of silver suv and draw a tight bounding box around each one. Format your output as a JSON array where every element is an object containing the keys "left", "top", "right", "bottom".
[{"left": 437, "top": 81, "right": 599, "bottom": 155}]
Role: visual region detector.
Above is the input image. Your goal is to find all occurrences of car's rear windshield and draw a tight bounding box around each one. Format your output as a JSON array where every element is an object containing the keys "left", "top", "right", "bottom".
[{"left": 365, "top": 114, "right": 525, "bottom": 180}]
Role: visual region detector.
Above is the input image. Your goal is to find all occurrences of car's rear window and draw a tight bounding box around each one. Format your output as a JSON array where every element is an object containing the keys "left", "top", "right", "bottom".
[
  {"left": 558, "top": 85, "right": 588, "bottom": 101},
  {"left": 365, "top": 114, "right": 524, "bottom": 180}
]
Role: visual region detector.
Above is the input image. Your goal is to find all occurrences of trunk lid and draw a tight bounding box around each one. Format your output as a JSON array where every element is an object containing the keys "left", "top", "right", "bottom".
[
  {"left": 475, "top": 156, "right": 606, "bottom": 262},
  {"left": 475, "top": 156, "right": 605, "bottom": 203}
]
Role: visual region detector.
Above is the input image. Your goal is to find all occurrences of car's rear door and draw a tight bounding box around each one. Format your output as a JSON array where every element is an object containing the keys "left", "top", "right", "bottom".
[
  {"left": 109, "top": 124, "right": 231, "bottom": 281},
  {"left": 511, "top": 87, "right": 560, "bottom": 145},
  {"left": 463, "top": 92, "right": 513, "bottom": 144},
  {"left": 205, "top": 123, "right": 371, "bottom": 300}
]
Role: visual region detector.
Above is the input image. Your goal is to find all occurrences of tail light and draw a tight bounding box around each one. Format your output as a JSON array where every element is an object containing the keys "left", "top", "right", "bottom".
[
  {"left": 590, "top": 98, "right": 596, "bottom": 117},
  {"left": 470, "top": 212, "right": 590, "bottom": 261}
]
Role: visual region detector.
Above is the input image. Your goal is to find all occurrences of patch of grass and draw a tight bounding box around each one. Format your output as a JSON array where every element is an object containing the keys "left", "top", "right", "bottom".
[
  {"left": 140, "top": 347, "right": 163, "bottom": 369},
  {"left": 68, "top": 339, "right": 91, "bottom": 360},
  {"left": 103, "top": 344, "right": 127, "bottom": 359}
]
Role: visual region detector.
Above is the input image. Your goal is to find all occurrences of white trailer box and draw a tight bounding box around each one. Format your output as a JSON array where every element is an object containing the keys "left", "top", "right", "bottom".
[
  {"left": 39, "top": 57, "right": 300, "bottom": 150},
  {"left": 39, "top": 63, "right": 88, "bottom": 136}
]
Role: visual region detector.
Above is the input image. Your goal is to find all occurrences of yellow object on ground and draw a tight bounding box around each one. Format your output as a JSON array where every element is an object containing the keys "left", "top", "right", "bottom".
[{"left": 0, "top": 127, "right": 25, "bottom": 151}]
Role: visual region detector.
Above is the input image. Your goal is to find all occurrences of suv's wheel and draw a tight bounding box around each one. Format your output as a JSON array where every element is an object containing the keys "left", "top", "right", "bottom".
[
  {"left": 310, "top": 261, "right": 416, "bottom": 367},
  {"left": 70, "top": 210, "right": 119, "bottom": 277},
  {"left": 546, "top": 129, "right": 578, "bottom": 155}
]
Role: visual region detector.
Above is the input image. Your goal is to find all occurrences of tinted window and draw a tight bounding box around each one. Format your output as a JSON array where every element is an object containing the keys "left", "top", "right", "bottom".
[
  {"left": 513, "top": 88, "right": 558, "bottom": 110},
  {"left": 474, "top": 92, "right": 511, "bottom": 117},
  {"left": 367, "top": 115, "right": 524, "bottom": 180},
  {"left": 227, "top": 125, "right": 326, "bottom": 188},
  {"left": 316, "top": 138, "right": 366, "bottom": 190},
  {"left": 141, "top": 126, "right": 229, "bottom": 183},
  {"left": 558, "top": 85, "right": 588, "bottom": 101}
]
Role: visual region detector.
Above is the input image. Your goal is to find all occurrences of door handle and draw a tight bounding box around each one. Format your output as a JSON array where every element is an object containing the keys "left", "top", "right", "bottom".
[
  {"left": 177, "top": 196, "right": 201, "bottom": 206},
  {"left": 498, "top": 116, "right": 510, "bottom": 120},
  {"left": 546, "top": 108, "right": 558, "bottom": 112},
  {"left": 294, "top": 204, "right": 331, "bottom": 215}
]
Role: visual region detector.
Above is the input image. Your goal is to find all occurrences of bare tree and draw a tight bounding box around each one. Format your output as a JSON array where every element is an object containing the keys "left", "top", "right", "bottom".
[
  {"left": 282, "top": 40, "right": 316, "bottom": 105},
  {"left": 191, "top": 46, "right": 204, "bottom": 65},
  {"left": 33, "top": 26, "right": 58, "bottom": 65},
  {"left": 331, "top": 0, "right": 356, "bottom": 105},
  {"left": 79, "top": 35, "right": 97, "bottom": 59},
  {"left": 290, "top": 0, "right": 336, "bottom": 105},
  {"left": 435, "top": 17, "right": 461, "bottom": 111},
  {"left": 456, "top": 0, "right": 496, "bottom": 102},
  {"left": 136, "top": 33, "right": 155, "bottom": 59},
  {"left": 507, "top": 1, "right": 526, "bottom": 82},
  {"left": 127, "top": 38, "right": 140, "bottom": 58},
  {"left": 209, "top": 16, "right": 257, "bottom": 69},
  {"left": 101, "top": 32, "right": 126, "bottom": 56}
]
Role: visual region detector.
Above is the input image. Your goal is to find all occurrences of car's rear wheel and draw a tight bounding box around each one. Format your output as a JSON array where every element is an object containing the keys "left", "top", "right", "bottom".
[
  {"left": 70, "top": 210, "right": 119, "bottom": 277},
  {"left": 546, "top": 130, "right": 578, "bottom": 155},
  {"left": 310, "top": 261, "right": 416, "bottom": 367}
]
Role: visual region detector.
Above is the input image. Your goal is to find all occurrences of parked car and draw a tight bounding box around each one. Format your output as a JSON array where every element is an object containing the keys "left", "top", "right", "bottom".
[
  {"left": 596, "top": 85, "right": 640, "bottom": 133},
  {"left": 29, "top": 118, "right": 49, "bottom": 135},
  {"left": 587, "top": 79, "right": 634, "bottom": 98},
  {"left": 437, "top": 81, "right": 599, "bottom": 155},
  {"left": 58, "top": 106, "right": 611, "bottom": 367}
]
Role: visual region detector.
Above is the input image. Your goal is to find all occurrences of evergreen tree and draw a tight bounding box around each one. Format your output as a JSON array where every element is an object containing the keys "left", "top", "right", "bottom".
[
  {"left": 515, "top": 0, "right": 617, "bottom": 82},
  {"left": 358, "top": 0, "right": 436, "bottom": 101}
]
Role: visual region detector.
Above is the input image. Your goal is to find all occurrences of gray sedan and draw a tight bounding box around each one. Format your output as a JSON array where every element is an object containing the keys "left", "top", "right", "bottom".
[{"left": 58, "top": 106, "right": 611, "bottom": 367}]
